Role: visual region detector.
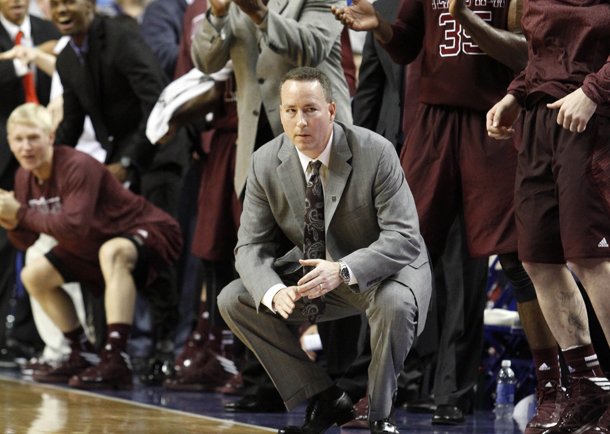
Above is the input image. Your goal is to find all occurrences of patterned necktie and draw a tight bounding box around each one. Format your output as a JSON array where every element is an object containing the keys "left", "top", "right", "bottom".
[
  {"left": 15, "top": 31, "right": 39, "bottom": 104},
  {"left": 302, "top": 160, "right": 326, "bottom": 323}
]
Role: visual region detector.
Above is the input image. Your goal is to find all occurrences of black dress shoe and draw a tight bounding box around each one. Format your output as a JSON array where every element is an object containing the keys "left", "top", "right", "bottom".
[
  {"left": 278, "top": 391, "right": 355, "bottom": 434},
  {"left": 370, "top": 419, "right": 399, "bottom": 434},
  {"left": 224, "top": 394, "right": 286, "bottom": 413},
  {"left": 431, "top": 404, "right": 465, "bottom": 425}
]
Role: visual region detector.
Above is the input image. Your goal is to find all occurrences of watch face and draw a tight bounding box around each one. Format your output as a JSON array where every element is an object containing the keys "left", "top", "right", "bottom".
[{"left": 340, "top": 265, "right": 349, "bottom": 282}]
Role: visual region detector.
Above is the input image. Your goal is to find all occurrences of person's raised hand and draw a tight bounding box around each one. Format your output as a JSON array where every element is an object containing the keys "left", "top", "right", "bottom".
[
  {"left": 448, "top": 0, "right": 468, "bottom": 18},
  {"left": 331, "top": 0, "right": 378, "bottom": 31},
  {"left": 209, "top": 0, "right": 232, "bottom": 17},
  {"left": 233, "top": 0, "right": 267, "bottom": 24}
]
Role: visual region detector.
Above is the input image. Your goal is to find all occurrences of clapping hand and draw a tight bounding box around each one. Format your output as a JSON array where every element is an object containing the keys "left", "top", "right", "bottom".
[
  {"left": 331, "top": 0, "right": 379, "bottom": 31},
  {"left": 209, "top": 0, "right": 232, "bottom": 17},
  {"left": 448, "top": 0, "right": 467, "bottom": 18}
]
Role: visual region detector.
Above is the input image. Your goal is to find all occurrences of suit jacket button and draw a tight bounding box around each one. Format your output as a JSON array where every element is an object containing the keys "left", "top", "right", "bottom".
[
  {"left": 252, "top": 110, "right": 259, "bottom": 116},
  {"left": 257, "top": 78, "right": 264, "bottom": 84}
]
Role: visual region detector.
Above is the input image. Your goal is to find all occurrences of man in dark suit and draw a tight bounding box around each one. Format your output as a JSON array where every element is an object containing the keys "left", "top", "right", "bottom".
[
  {"left": 50, "top": 0, "right": 189, "bottom": 372},
  {"left": 218, "top": 67, "right": 432, "bottom": 434},
  {"left": 51, "top": 0, "right": 166, "bottom": 180},
  {"left": 352, "top": 0, "right": 406, "bottom": 152},
  {"left": 0, "top": 0, "right": 59, "bottom": 366}
]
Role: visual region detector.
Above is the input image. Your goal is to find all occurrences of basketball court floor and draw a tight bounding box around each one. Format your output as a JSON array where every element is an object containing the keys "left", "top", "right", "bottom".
[{"left": 0, "top": 368, "right": 524, "bottom": 433}]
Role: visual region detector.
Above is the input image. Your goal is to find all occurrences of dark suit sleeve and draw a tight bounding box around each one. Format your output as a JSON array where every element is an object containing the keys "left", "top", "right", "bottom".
[
  {"left": 0, "top": 59, "right": 19, "bottom": 86},
  {"left": 352, "top": 31, "right": 385, "bottom": 130},
  {"left": 139, "top": 0, "right": 184, "bottom": 79},
  {"left": 112, "top": 31, "right": 167, "bottom": 169},
  {"left": 55, "top": 60, "right": 86, "bottom": 147}
]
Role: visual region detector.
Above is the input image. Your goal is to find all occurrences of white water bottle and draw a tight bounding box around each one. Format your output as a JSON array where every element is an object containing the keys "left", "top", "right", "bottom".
[{"left": 495, "top": 360, "right": 516, "bottom": 421}]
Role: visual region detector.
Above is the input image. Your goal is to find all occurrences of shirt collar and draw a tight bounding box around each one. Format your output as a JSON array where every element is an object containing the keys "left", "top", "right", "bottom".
[
  {"left": 296, "top": 131, "right": 334, "bottom": 176},
  {"left": 69, "top": 35, "right": 90, "bottom": 63},
  {"left": 0, "top": 14, "right": 32, "bottom": 42}
]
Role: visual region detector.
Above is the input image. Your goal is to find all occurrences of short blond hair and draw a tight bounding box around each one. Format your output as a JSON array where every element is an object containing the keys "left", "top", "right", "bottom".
[{"left": 7, "top": 103, "right": 54, "bottom": 135}]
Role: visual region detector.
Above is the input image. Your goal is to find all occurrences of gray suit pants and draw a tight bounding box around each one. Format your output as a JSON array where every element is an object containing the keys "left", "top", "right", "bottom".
[{"left": 218, "top": 279, "right": 418, "bottom": 420}]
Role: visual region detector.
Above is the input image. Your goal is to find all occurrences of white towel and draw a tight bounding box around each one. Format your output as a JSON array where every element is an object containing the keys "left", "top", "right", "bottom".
[{"left": 146, "top": 63, "right": 233, "bottom": 144}]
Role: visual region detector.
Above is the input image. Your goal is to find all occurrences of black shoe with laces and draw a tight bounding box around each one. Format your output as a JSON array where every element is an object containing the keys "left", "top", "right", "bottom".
[
  {"left": 370, "top": 419, "right": 400, "bottom": 434},
  {"left": 278, "top": 387, "right": 354, "bottom": 434}
]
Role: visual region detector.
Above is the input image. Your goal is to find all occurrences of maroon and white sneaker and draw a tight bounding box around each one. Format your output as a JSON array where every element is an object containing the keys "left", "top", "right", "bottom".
[
  {"left": 581, "top": 405, "right": 610, "bottom": 433},
  {"left": 543, "top": 377, "right": 610, "bottom": 433},
  {"left": 525, "top": 381, "right": 568, "bottom": 434},
  {"left": 68, "top": 345, "right": 132, "bottom": 390},
  {"left": 163, "top": 347, "right": 231, "bottom": 391},
  {"left": 32, "top": 350, "right": 98, "bottom": 384},
  {"left": 21, "top": 356, "right": 56, "bottom": 377},
  {"left": 173, "top": 331, "right": 207, "bottom": 370},
  {"left": 215, "top": 372, "right": 245, "bottom": 395}
]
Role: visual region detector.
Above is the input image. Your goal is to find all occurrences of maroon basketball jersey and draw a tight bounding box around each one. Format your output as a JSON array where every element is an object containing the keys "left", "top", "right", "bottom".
[
  {"left": 389, "top": 0, "right": 515, "bottom": 111},
  {"left": 514, "top": 0, "right": 610, "bottom": 116}
]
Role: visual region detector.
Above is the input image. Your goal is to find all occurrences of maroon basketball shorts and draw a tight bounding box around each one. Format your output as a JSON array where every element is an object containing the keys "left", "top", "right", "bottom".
[
  {"left": 516, "top": 104, "right": 610, "bottom": 263},
  {"left": 45, "top": 221, "right": 182, "bottom": 296},
  {"left": 400, "top": 104, "right": 518, "bottom": 258}
]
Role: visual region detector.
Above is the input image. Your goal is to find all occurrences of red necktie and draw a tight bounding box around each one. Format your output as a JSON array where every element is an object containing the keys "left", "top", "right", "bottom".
[{"left": 15, "top": 31, "right": 39, "bottom": 104}]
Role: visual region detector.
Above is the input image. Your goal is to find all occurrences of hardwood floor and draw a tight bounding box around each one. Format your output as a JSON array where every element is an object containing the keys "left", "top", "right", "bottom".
[
  {"left": 0, "top": 372, "right": 526, "bottom": 433},
  {"left": 0, "top": 377, "right": 273, "bottom": 433}
]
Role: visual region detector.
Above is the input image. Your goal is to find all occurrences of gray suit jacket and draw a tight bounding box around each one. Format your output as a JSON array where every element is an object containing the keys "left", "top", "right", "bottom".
[
  {"left": 235, "top": 122, "right": 431, "bottom": 336},
  {"left": 191, "top": 0, "right": 352, "bottom": 195}
]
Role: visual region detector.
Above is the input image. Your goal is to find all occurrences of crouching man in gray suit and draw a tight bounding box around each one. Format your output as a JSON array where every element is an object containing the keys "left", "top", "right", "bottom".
[{"left": 218, "top": 67, "right": 432, "bottom": 434}]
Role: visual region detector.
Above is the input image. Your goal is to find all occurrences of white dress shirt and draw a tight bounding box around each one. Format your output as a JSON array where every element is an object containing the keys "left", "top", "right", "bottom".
[{"left": 0, "top": 13, "right": 33, "bottom": 77}]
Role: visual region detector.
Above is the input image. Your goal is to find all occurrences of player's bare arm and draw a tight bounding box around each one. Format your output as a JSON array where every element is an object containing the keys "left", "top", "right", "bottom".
[{"left": 449, "top": 0, "right": 527, "bottom": 72}]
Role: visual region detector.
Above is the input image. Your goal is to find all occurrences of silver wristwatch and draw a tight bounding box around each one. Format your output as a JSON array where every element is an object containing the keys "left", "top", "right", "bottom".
[{"left": 338, "top": 260, "right": 350, "bottom": 284}]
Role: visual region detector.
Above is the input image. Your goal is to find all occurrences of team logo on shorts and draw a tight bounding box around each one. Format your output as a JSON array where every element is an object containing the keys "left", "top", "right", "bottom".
[{"left": 598, "top": 238, "right": 609, "bottom": 248}]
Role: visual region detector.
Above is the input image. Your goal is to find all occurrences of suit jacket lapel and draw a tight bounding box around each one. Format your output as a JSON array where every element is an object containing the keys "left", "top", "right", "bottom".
[
  {"left": 85, "top": 17, "right": 103, "bottom": 98},
  {"left": 0, "top": 21, "right": 13, "bottom": 51},
  {"left": 277, "top": 137, "right": 306, "bottom": 226},
  {"left": 276, "top": 124, "right": 352, "bottom": 235},
  {"left": 325, "top": 123, "right": 352, "bottom": 226}
]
